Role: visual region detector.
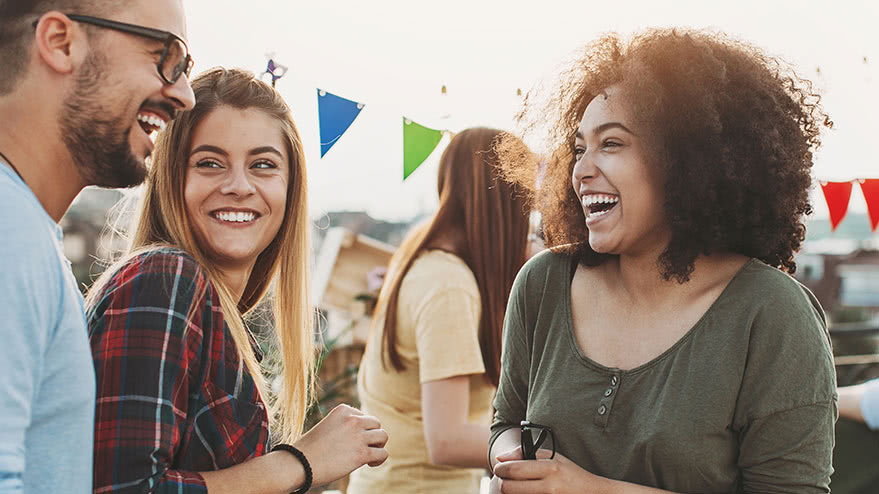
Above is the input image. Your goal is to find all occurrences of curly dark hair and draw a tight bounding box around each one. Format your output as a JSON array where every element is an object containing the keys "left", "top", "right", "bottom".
[{"left": 498, "top": 28, "right": 831, "bottom": 282}]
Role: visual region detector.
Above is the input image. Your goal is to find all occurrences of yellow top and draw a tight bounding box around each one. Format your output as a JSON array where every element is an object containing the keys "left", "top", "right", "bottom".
[{"left": 348, "top": 250, "right": 494, "bottom": 494}]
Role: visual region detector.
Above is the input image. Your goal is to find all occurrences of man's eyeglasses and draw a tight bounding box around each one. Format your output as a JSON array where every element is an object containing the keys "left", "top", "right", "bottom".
[
  {"left": 520, "top": 421, "right": 555, "bottom": 460},
  {"left": 36, "top": 14, "right": 194, "bottom": 85}
]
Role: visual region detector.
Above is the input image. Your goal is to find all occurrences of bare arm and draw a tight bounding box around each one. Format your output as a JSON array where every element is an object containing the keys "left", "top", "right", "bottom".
[
  {"left": 422, "top": 375, "right": 490, "bottom": 469},
  {"left": 200, "top": 452, "right": 305, "bottom": 494},
  {"left": 203, "top": 404, "right": 389, "bottom": 494},
  {"left": 488, "top": 426, "right": 521, "bottom": 472},
  {"left": 838, "top": 384, "right": 866, "bottom": 423}
]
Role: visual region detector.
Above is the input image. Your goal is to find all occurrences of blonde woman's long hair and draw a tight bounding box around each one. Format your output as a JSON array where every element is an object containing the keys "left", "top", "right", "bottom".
[{"left": 86, "top": 67, "right": 314, "bottom": 444}]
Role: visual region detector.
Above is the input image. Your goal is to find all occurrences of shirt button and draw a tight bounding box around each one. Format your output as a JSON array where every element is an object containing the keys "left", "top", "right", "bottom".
[
  {"left": 604, "top": 388, "right": 613, "bottom": 397},
  {"left": 598, "top": 404, "right": 607, "bottom": 415},
  {"left": 611, "top": 375, "right": 619, "bottom": 386}
]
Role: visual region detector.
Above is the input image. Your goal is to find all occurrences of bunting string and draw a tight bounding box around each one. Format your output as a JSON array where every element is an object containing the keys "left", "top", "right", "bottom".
[
  {"left": 820, "top": 180, "right": 879, "bottom": 232},
  {"left": 258, "top": 55, "right": 877, "bottom": 231}
]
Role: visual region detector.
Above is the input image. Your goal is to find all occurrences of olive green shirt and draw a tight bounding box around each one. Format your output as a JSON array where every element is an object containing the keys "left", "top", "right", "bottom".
[{"left": 491, "top": 251, "right": 837, "bottom": 493}]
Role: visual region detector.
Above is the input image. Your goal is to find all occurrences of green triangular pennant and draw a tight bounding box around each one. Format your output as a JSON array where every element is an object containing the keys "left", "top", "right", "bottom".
[{"left": 403, "top": 117, "right": 443, "bottom": 180}]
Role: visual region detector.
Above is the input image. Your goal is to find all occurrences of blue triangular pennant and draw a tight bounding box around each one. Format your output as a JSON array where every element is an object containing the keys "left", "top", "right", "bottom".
[{"left": 318, "top": 89, "right": 364, "bottom": 157}]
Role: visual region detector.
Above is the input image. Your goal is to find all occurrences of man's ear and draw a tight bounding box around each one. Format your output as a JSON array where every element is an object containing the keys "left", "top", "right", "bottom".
[{"left": 33, "top": 11, "right": 88, "bottom": 75}]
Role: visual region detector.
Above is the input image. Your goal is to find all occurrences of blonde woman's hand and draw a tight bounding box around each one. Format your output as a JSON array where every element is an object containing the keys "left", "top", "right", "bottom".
[{"left": 293, "top": 404, "right": 389, "bottom": 487}]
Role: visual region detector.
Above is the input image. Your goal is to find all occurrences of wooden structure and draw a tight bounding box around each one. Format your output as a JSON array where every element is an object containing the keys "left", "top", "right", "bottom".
[
  {"left": 309, "top": 227, "right": 395, "bottom": 493},
  {"left": 312, "top": 227, "right": 395, "bottom": 346}
]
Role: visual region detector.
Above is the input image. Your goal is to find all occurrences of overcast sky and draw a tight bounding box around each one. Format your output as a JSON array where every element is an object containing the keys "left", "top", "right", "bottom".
[{"left": 181, "top": 0, "right": 878, "bottom": 221}]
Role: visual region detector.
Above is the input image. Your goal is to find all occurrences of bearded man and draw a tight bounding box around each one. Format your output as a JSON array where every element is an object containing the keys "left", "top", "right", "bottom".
[{"left": 0, "top": 1, "right": 195, "bottom": 492}]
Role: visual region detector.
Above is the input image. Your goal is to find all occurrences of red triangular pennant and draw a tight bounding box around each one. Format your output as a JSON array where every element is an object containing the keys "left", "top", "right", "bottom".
[
  {"left": 820, "top": 181, "right": 853, "bottom": 231},
  {"left": 859, "top": 179, "right": 879, "bottom": 232}
]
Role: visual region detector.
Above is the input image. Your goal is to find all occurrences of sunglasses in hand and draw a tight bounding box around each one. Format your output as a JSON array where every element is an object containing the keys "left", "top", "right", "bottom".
[{"left": 520, "top": 420, "right": 555, "bottom": 460}]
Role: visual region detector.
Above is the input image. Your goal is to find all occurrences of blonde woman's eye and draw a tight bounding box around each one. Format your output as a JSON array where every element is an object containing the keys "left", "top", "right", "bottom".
[
  {"left": 574, "top": 146, "right": 586, "bottom": 159},
  {"left": 252, "top": 161, "right": 278, "bottom": 169}
]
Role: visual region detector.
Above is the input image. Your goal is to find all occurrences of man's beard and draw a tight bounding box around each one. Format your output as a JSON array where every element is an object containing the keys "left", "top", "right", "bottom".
[{"left": 60, "top": 50, "right": 147, "bottom": 189}]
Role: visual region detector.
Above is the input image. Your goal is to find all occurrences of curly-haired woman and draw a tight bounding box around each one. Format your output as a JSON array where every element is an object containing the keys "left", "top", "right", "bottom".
[{"left": 489, "top": 29, "right": 836, "bottom": 493}]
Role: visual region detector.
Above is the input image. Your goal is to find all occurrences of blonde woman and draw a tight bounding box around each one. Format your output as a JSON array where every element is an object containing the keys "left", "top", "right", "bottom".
[{"left": 86, "top": 68, "right": 388, "bottom": 494}]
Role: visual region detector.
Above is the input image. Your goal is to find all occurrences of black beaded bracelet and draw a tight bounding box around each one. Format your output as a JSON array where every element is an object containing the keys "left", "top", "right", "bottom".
[{"left": 272, "top": 444, "right": 312, "bottom": 494}]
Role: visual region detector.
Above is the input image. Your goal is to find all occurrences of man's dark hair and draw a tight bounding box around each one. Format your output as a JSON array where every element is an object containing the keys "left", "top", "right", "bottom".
[{"left": 0, "top": 1, "right": 116, "bottom": 94}]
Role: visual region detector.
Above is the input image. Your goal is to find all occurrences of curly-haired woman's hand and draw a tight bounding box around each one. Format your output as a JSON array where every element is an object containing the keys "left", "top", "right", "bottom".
[
  {"left": 491, "top": 446, "right": 607, "bottom": 494},
  {"left": 294, "top": 404, "right": 389, "bottom": 487},
  {"left": 492, "top": 445, "right": 680, "bottom": 494}
]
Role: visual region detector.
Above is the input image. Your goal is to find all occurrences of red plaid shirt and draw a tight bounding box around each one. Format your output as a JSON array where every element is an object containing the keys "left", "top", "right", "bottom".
[{"left": 87, "top": 248, "right": 269, "bottom": 493}]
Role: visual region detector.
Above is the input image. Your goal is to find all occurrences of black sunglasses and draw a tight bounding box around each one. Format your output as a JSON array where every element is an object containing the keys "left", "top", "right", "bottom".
[
  {"left": 35, "top": 14, "right": 194, "bottom": 85},
  {"left": 520, "top": 420, "right": 555, "bottom": 460}
]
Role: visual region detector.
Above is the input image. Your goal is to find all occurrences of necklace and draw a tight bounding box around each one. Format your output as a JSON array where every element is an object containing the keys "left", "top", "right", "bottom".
[{"left": 0, "top": 150, "right": 25, "bottom": 184}]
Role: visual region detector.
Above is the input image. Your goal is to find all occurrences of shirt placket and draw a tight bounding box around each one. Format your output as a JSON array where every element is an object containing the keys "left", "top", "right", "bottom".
[{"left": 593, "top": 372, "right": 621, "bottom": 428}]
